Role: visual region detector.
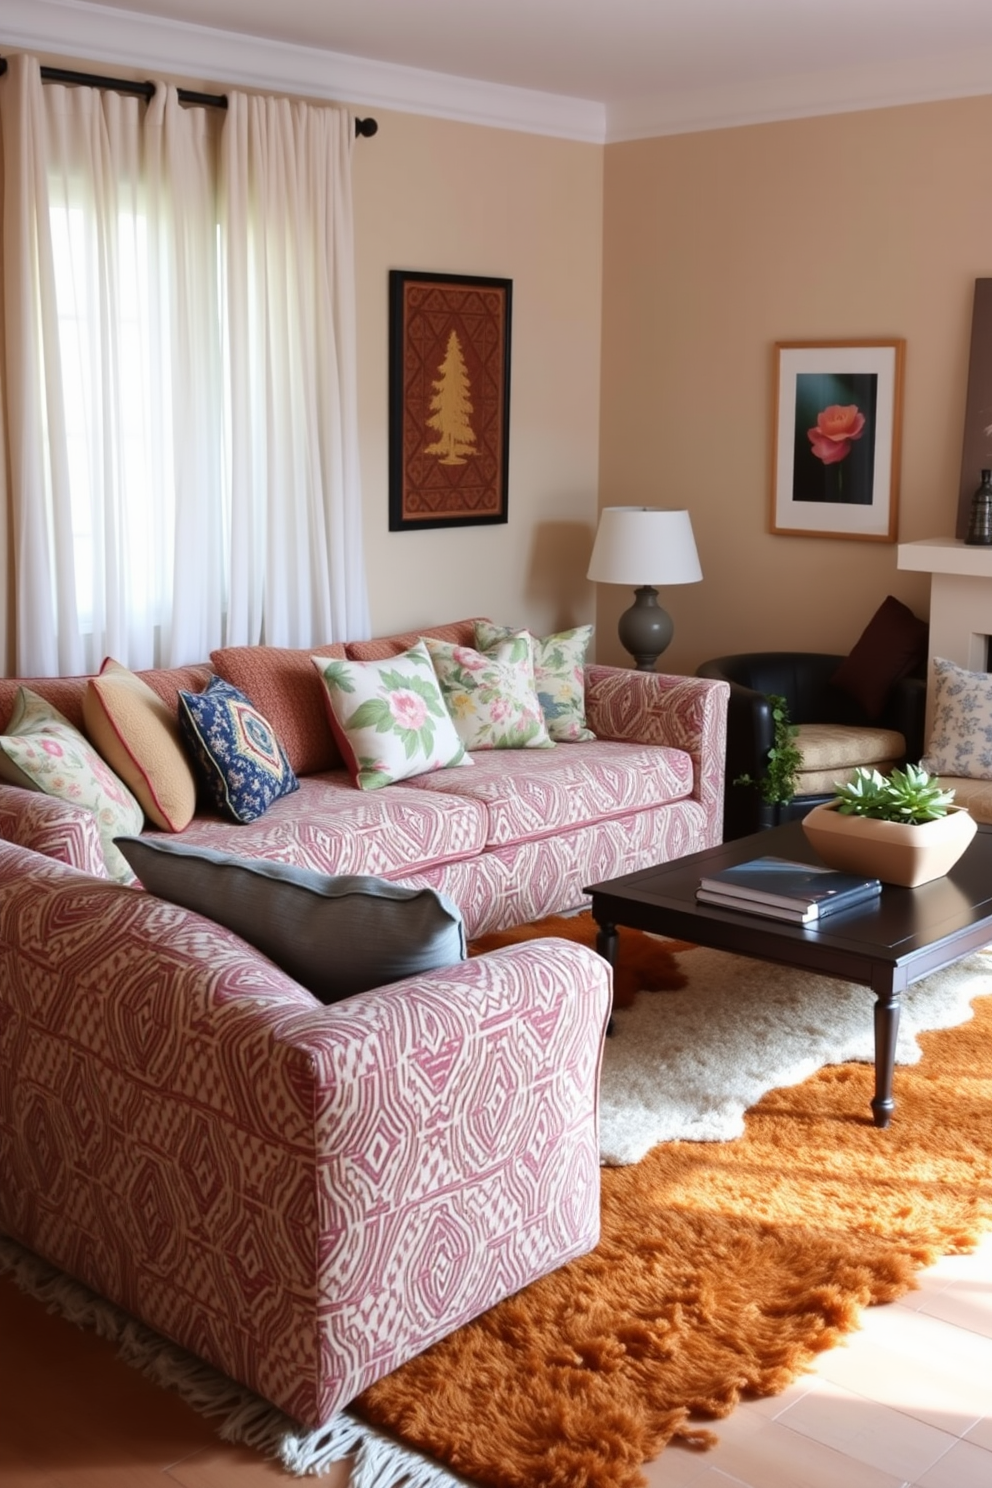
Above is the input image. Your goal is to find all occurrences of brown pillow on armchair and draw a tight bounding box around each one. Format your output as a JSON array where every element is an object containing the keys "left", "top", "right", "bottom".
[{"left": 830, "top": 595, "right": 928, "bottom": 719}]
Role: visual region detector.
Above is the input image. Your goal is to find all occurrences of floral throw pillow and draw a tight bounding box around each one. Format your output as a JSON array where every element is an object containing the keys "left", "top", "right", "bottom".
[
  {"left": 311, "top": 640, "right": 471, "bottom": 791},
  {"left": 424, "top": 633, "right": 555, "bottom": 751},
  {"left": 921, "top": 657, "right": 992, "bottom": 780},
  {"left": 177, "top": 675, "right": 299, "bottom": 823},
  {"left": 474, "top": 621, "right": 595, "bottom": 742},
  {"left": 0, "top": 687, "right": 144, "bottom": 881}
]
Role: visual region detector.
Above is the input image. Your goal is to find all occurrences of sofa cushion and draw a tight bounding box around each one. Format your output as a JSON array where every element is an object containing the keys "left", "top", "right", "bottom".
[
  {"left": 790, "top": 722, "right": 905, "bottom": 798},
  {"left": 150, "top": 771, "right": 488, "bottom": 876},
  {"left": 401, "top": 738, "right": 693, "bottom": 848},
  {"left": 474, "top": 621, "right": 596, "bottom": 743},
  {"left": 344, "top": 617, "right": 483, "bottom": 662},
  {"left": 178, "top": 675, "right": 299, "bottom": 823},
  {"left": 210, "top": 642, "right": 346, "bottom": 777},
  {"left": 922, "top": 656, "right": 992, "bottom": 780},
  {"left": 83, "top": 659, "right": 198, "bottom": 832},
  {"left": 795, "top": 723, "right": 906, "bottom": 773},
  {"left": 424, "top": 633, "right": 555, "bottom": 752},
  {"left": 0, "top": 688, "right": 144, "bottom": 881},
  {"left": 115, "top": 837, "right": 467, "bottom": 1004},
  {"left": 830, "top": 596, "right": 928, "bottom": 719},
  {"left": 312, "top": 641, "right": 470, "bottom": 790}
]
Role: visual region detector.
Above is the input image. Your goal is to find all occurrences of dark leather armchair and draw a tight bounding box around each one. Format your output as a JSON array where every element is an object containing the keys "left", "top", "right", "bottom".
[{"left": 696, "top": 652, "right": 927, "bottom": 841}]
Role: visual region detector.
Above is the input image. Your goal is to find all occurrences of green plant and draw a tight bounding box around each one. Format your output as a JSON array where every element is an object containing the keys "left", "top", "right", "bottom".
[
  {"left": 733, "top": 694, "right": 802, "bottom": 807},
  {"left": 831, "top": 763, "right": 956, "bottom": 824}
]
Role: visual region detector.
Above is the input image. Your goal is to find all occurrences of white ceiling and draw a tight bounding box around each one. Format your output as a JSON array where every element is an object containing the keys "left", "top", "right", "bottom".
[
  {"left": 11, "top": 0, "right": 992, "bottom": 141},
  {"left": 44, "top": 0, "right": 992, "bottom": 103}
]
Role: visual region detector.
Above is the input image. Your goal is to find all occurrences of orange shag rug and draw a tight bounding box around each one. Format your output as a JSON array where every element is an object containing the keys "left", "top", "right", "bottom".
[
  {"left": 354, "top": 916, "right": 992, "bottom": 1488},
  {"left": 468, "top": 911, "right": 690, "bottom": 1008}
]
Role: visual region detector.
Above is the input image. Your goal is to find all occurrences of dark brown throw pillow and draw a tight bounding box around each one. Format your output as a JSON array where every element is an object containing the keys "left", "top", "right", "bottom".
[{"left": 830, "top": 595, "right": 928, "bottom": 719}]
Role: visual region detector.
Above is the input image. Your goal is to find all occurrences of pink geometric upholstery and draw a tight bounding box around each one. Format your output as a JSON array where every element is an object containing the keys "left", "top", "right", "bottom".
[
  {"left": 585, "top": 667, "right": 728, "bottom": 852},
  {"left": 0, "top": 841, "right": 611, "bottom": 1428},
  {"left": 401, "top": 739, "right": 694, "bottom": 847},
  {"left": 398, "top": 795, "right": 713, "bottom": 937},
  {"left": 145, "top": 772, "right": 489, "bottom": 876},
  {"left": 0, "top": 782, "right": 107, "bottom": 878}
]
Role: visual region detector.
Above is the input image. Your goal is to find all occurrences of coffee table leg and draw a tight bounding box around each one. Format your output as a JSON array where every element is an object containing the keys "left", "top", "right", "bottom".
[
  {"left": 595, "top": 919, "right": 618, "bottom": 969},
  {"left": 871, "top": 981, "right": 901, "bottom": 1128},
  {"left": 592, "top": 919, "right": 618, "bottom": 1036}
]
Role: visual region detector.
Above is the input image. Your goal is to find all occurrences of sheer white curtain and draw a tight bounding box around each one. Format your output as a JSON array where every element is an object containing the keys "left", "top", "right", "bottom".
[
  {"left": 0, "top": 54, "right": 368, "bottom": 676},
  {"left": 222, "top": 92, "right": 369, "bottom": 647}
]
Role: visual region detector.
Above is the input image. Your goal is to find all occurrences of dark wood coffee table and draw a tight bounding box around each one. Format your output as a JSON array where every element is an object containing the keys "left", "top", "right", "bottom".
[{"left": 585, "top": 821, "right": 992, "bottom": 1127}]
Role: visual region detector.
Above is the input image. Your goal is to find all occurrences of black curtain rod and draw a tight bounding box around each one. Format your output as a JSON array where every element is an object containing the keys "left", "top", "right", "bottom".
[{"left": 0, "top": 56, "right": 378, "bottom": 135}]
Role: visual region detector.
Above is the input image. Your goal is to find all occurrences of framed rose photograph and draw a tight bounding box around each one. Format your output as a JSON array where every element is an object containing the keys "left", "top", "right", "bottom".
[
  {"left": 389, "top": 269, "right": 512, "bottom": 531},
  {"left": 770, "top": 339, "right": 905, "bottom": 541}
]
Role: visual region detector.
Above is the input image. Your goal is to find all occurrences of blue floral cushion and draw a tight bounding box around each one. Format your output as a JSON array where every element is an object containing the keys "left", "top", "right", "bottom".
[
  {"left": 177, "top": 675, "right": 298, "bottom": 823},
  {"left": 922, "top": 656, "right": 992, "bottom": 781}
]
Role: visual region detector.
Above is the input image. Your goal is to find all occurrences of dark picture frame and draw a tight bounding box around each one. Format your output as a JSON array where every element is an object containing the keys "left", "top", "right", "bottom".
[
  {"left": 770, "top": 339, "right": 905, "bottom": 542},
  {"left": 389, "top": 270, "right": 512, "bottom": 531},
  {"left": 955, "top": 279, "right": 992, "bottom": 538}
]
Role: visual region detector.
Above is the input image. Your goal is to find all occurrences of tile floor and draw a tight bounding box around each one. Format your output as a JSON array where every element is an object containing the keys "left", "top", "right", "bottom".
[
  {"left": 2, "top": 1229, "right": 991, "bottom": 1487},
  {"left": 643, "top": 1230, "right": 992, "bottom": 1488}
]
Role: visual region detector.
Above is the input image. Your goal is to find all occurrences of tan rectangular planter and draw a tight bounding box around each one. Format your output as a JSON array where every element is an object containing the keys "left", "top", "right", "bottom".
[{"left": 801, "top": 802, "right": 977, "bottom": 887}]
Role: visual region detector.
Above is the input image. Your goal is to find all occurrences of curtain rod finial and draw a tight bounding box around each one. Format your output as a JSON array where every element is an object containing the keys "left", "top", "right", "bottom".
[{"left": 355, "top": 117, "right": 378, "bottom": 138}]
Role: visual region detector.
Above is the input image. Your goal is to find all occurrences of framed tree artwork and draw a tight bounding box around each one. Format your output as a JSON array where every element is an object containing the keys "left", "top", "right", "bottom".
[
  {"left": 389, "top": 270, "right": 512, "bottom": 531},
  {"left": 770, "top": 339, "right": 905, "bottom": 541}
]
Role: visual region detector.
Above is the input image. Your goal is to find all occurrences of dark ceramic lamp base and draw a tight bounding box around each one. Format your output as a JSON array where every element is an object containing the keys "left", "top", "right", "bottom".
[{"left": 617, "top": 585, "right": 673, "bottom": 671}]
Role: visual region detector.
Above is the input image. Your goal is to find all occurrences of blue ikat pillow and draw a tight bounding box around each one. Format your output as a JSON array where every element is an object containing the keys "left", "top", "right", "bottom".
[{"left": 177, "top": 675, "right": 298, "bottom": 823}]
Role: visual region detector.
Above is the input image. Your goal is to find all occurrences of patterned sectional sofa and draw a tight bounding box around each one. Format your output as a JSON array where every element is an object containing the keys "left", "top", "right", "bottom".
[{"left": 0, "top": 617, "right": 729, "bottom": 1429}]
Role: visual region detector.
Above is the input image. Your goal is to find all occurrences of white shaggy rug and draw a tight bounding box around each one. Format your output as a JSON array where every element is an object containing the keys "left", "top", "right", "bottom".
[{"left": 598, "top": 942, "right": 992, "bottom": 1166}]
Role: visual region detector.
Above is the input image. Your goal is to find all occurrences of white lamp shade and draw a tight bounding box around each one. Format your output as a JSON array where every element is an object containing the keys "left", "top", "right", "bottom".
[{"left": 586, "top": 507, "right": 702, "bottom": 587}]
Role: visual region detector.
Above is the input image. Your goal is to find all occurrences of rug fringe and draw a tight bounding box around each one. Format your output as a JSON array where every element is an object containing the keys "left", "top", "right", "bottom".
[{"left": 0, "top": 1234, "right": 467, "bottom": 1485}]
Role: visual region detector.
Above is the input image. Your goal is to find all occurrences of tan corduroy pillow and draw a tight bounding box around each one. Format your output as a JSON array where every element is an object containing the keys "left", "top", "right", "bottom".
[{"left": 83, "top": 659, "right": 198, "bottom": 832}]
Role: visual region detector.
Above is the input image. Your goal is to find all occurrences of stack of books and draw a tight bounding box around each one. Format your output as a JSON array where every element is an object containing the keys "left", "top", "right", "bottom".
[{"left": 695, "top": 855, "right": 882, "bottom": 924}]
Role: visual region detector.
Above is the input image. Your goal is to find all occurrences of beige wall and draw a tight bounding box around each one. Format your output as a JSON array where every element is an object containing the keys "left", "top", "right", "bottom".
[
  {"left": 599, "top": 95, "right": 992, "bottom": 675},
  {"left": 353, "top": 111, "right": 603, "bottom": 640}
]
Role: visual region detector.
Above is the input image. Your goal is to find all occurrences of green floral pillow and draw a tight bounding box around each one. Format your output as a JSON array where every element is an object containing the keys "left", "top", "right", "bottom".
[
  {"left": 0, "top": 687, "right": 144, "bottom": 882},
  {"left": 474, "top": 621, "right": 595, "bottom": 743},
  {"left": 423, "top": 633, "right": 555, "bottom": 751},
  {"left": 312, "top": 640, "right": 471, "bottom": 790}
]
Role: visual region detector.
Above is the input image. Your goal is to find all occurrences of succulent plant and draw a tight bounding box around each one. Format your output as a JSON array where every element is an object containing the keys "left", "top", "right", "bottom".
[{"left": 832, "top": 763, "right": 956, "bottom": 824}]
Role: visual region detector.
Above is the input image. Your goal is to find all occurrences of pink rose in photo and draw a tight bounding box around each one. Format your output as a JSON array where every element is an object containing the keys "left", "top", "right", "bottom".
[
  {"left": 807, "top": 404, "right": 865, "bottom": 466},
  {"left": 489, "top": 696, "right": 510, "bottom": 723},
  {"left": 389, "top": 689, "right": 427, "bottom": 732},
  {"left": 41, "top": 739, "right": 64, "bottom": 757}
]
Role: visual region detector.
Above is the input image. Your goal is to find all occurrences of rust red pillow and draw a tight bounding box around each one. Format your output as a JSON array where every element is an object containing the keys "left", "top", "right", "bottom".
[
  {"left": 830, "top": 596, "right": 928, "bottom": 719},
  {"left": 210, "top": 643, "right": 346, "bottom": 777}
]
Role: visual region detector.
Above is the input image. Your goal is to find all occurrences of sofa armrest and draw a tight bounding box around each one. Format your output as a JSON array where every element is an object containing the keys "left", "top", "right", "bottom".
[
  {"left": 584, "top": 665, "right": 729, "bottom": 842},
  {"left": 0, "top": 781, "right": 108, "bottom": 877},
  {"left": 0, "top": 842, "right": 610, "bottom": 1429}
]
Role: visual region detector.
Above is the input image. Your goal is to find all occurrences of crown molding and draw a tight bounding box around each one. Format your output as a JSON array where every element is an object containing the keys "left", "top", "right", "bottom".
[
  {"left": 7, "top": 0, "right": 992, "bottom": 147},
  {"left": 606, "top": 46, "right": 992, "bottom": 142},
  {"left": 1, "top": 0, "right": 607, "bottom": 143}
]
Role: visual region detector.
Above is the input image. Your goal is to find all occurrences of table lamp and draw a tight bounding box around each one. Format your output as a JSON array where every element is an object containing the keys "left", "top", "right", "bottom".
[{"left": 586, "top": 506, "right": 702, "bottom": 670}]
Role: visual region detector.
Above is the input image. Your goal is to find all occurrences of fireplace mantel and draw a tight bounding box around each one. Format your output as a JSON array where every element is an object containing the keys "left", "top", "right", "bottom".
[
  {"left": 897, "top": 537, "right": 992, "bottom": 585},
  {"left": 897, "top": 537, "right": 992, "bottom": 731}
]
